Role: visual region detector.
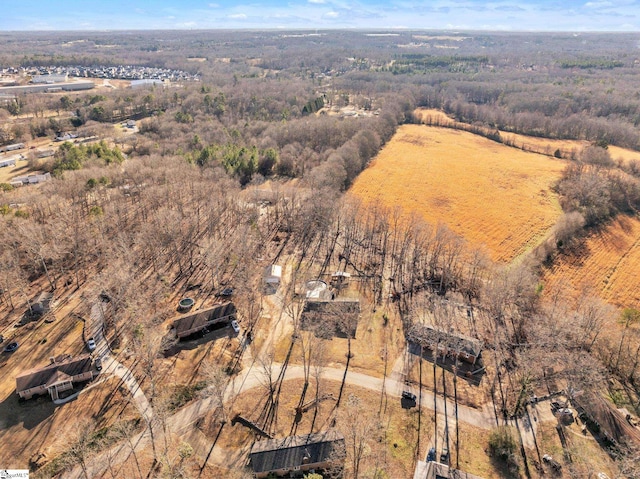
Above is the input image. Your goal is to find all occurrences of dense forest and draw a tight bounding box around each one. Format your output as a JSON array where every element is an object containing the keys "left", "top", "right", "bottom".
[{"left": 1, "top": 30, "right": 640, "bottom": 479}]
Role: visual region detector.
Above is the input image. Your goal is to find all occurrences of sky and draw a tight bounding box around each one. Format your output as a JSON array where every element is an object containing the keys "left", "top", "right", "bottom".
[{"left": 0, "top": 0, "right": 639, "bottom": 31}]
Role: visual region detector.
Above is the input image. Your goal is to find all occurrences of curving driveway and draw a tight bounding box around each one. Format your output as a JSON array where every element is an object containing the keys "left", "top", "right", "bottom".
[{"left": 88, "top": 300, "right": 154, "bottom": 423}]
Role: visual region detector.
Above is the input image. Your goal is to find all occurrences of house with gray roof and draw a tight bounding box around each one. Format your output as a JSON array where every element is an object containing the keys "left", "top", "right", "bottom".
[
  {"left": 407, "top": 324, "right": 483, "bottom": 366},
  {"left": 301, "top": 298, "right": 360, "bottom": 339},
  {"left": 249, "top": 430, "right": 345, "bottom": 478}
]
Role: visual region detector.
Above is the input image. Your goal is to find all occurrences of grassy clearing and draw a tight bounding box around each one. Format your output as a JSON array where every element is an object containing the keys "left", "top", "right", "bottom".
[
  {"left": 350, "top": 124, "right": 566, "bottom": 263},
  {"left": 541, "top": 214, "right": 640, "bottom": 309}
]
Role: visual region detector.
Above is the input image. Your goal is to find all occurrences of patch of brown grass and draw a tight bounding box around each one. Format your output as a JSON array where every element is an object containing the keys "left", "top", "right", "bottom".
[
  {"left": 350, "top": 124, "right": 565, "bottom": 263},
  {"left": 541, "top": 214, "right": 640, "bottom": 309}
]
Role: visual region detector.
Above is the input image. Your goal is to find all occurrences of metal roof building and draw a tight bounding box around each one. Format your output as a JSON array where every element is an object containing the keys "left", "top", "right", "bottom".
[{"left": 249, "top": 430, "right": 345, "bottom": 478}]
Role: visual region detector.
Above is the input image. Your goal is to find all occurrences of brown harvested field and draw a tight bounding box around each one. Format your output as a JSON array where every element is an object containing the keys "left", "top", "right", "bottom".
[
  {"left": 350, "top": 124, "right": 566, "bottom": 263},
  {"left": 542, "top": 215, "right": 640, "bottom": 309},
  {"left": 415, "top": 108, "right": 640, "bottom": 164},
  {"left": 415, "top": 107, "right": 588, "bottom": 158}
]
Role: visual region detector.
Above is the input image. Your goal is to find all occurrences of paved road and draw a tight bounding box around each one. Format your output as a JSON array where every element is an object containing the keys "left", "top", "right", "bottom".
[
  {"left": 63, "top": 298, "right": 548, "bottom": 478},
  {"left": 63, "top": 353, "right": 552, "bottom": 478}
]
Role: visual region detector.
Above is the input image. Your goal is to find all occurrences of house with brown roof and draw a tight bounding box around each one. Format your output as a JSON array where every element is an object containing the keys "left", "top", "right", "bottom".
[
  {"left": 249, "top": 430, "right": 346, "bottom": 478},
  {"left": 171, "top": 302, "right": 237, "bottom": 339},
  {"left": 16, "top": 354, "right": 95, "bottom": 401}
]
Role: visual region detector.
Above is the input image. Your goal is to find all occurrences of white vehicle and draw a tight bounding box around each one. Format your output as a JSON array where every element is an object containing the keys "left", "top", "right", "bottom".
[
  {"left": 230, "top": 320, "right": 240, "bottom": 334},
  {"left": 87, "top": 337, "right": 96, "bottom": 351}
]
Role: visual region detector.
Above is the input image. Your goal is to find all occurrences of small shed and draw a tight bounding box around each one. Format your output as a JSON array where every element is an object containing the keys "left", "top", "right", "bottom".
[
  {"left": 263, "top": 264, "right": 282, "bottom": 294},
  {"left": 33, "top": 291, "right": 54, "bottom": 315},
  {"left": 249, "top": 430, "right": 346, "bottom": 478},
  {"left": 331, "top": 271, "right": 351, "bottom": 288}
]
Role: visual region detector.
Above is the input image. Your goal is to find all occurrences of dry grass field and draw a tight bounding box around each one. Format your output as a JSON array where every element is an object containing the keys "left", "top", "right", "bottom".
[
  {"left": 350, "top": 124, "right": 566, "bottom": 263},
  {"left": 415, "top": 108, "right": 640, "bottom": 165},
  {"left": 542, "top": 215, "right": 640, "bottom": 309}
]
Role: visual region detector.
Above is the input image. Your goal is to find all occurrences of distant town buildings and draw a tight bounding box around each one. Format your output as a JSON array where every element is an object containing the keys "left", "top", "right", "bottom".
[{"left": 0, "top": 65, "right": 198, "bottom": 82}]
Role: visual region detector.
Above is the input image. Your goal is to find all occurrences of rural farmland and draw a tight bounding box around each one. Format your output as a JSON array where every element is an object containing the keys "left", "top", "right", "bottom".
[
  {"left": 350, "top": 124, "right": 566, "bottom": 263},
  {"left": 542, "top": 214, "right": 640, "bottom": 309}
]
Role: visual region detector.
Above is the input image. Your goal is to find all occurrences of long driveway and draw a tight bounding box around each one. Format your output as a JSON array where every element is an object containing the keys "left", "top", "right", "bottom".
[{"left": 89, "top": 300, "right": 153, "bottom": 423}]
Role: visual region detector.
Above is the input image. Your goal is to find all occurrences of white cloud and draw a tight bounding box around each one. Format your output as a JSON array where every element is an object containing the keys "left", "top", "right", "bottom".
[
  {"left": 584, "top": 1, "right": 614, "bottom": 8},
  {"left": 229, "top": 13, "right": 247, "bottom": 19},
  {"left": 208, "top": 3, "right": 220, "bottom": 7},
  {"left": 324, "top": 11, "right": 339, "bottom": 18},
  {"left": 308, "top": 0, "right": 326, "bottom": 3}
]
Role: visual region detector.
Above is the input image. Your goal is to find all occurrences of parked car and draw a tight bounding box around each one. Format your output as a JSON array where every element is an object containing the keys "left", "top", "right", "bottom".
[
  {"left": 0, "top": 334, "right": 4, "bottom": 344},
  {"left": 543, "top": 454, "right": 562, "bottom": 471},
  {"left": 230, "top": 320, "right": 240, "bottom": 334},
  {"left": 426, "top": 448, "right": 436, "bottom": 462},
  {"left": 95, "top": 357, "right": 102, "bottom": 371},
  {"left": 216, "top": 287, "right": 234, "bottom": 297},
  {"left": 440, "top": 447, "right": 450, "bottom": 464},
  {"left": 3, "top": 341, "right": 19, "bottom": 353},
  {"left": 402, "top": 391, "right": 417, "bottom": 402},
  {"left": 87, "top": 337, "right": 96, "bottom": 351}
]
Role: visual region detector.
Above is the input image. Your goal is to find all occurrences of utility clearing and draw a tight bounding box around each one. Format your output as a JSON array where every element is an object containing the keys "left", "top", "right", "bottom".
[{"left": 350, "top": 124, "right": 566, "bottom": 263}]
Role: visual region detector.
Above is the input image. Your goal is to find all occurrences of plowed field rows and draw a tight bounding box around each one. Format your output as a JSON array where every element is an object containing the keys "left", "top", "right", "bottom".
[
  {"left": 350, "top": 124, "right": 566, "bottom": 262},
  {"left": 542, "top": 215, "right": 640, "bottom": 309}
]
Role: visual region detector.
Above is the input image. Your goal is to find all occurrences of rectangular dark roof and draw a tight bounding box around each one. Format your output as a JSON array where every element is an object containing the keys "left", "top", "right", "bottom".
[
  {"left": 572, "top": 393, "right": 640, "bottom": 448},
  {"left": 16, "top": 354, "right": 93, "bottom": 392},
  {"left": 408, "top": 324, "right": 483, "bottom": 357},
  {"left": 172, "top": 302, "right": 237, "bottom": 337},
  {"left": 250, "top": 430, "right": 345, "bottom": 474}
]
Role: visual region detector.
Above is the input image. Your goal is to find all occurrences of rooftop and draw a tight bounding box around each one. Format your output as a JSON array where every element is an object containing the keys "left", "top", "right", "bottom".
[
  {"left": 172, "top": 302, "right": 236, "bottom": 337},
  {"left": 16, "top": 354, "right": 92, "bottom": 393},
  {"left": 407, "top": 323, "right": 483, "bottom": 358},
  {"left": 301, "top": 298, "right": 361, "bottom": 338},
  {"left": 249, "top": 430, "right": 346, "bottom": 474}
]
